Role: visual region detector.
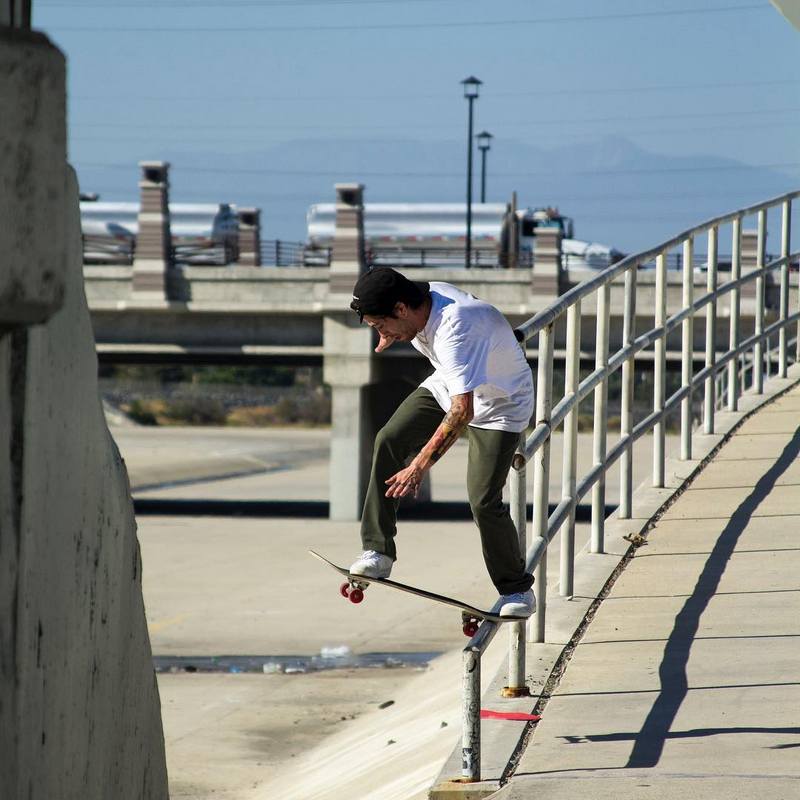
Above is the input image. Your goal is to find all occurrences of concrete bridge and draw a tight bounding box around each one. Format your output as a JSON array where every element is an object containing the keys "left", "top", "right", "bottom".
[{"left": 83, "top": 163, "right": 795, "bottom": 522}]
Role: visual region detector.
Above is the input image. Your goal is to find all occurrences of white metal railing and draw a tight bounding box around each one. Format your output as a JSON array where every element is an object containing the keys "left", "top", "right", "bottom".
[{"left": 459, "top": 189, "right": 800, "bottom": 782}]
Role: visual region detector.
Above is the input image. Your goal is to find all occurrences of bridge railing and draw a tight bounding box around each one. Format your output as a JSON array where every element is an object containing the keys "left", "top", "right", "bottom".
[
  {"left": 260, "top": 239, "right": 312, "bottom": 267},
  {"left": 459, "top": 189, "right": 800, "bottom": 782},
  {"left": 82, "top": 235, "right": 235, "bottom": 267},
  {"left": 299, "top": 245, "right": 533, "bottom": 269}
]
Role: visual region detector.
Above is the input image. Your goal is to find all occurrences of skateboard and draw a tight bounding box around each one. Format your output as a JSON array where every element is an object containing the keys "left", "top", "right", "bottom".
[{"left": 309, "top": 549, "right": 526, "bottom": 637}]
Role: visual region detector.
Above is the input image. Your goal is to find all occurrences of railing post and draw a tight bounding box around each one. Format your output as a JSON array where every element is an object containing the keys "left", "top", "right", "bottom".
[
  {"left": 619, "top": 269, "right": 636, "bottom": 518},
  {"left": 754, "top": 209, "right": 766, "bottom": 394},
  {"left": 462, "top": 648, "right": 480, "bottom": 782},
  {"left": 592, "top": 284, "right": 610, "bottom": 553},
  {"left": 728, "top": 217, "right": 742, "bottom": 411},
  {"left": 780, "top": 199, "right": 791, "bottom": 378},
  {"left": 766, "top": 328, "right": 772, "bottom": 381},
  {"left": 507, "top": 440, "right": 527, "bottom": 693},
  {"left": 560, "top": 302, "right": 581, "bottom": 595},
  {"left": 532, "top": 324, "right": 554, "bottom": 644},
  {"left": 704, "top": 226, "right": 718, "bottom": 434},
  {"left": 681, "top": 236, "right": 694, "bottom": 460},
  {"left": 653, "top": 251, "right": 667, "bottom": 487}
]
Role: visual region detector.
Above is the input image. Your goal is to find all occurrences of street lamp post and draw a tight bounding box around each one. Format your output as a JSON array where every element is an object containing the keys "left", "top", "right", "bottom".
[
  {"left": 476, "top": 130, "right": 493, "bottom": 204},
  {"left": 461, "top": 76, "right": 481, "bottom": 269}
]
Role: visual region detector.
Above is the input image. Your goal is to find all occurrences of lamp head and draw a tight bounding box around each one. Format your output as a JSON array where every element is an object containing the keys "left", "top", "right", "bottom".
[
  {"left": 461, "top": 75, "right": 482, "bottom": 99},
  {"left": 476, "top": 130, "right": 493, "bottom": 150}
]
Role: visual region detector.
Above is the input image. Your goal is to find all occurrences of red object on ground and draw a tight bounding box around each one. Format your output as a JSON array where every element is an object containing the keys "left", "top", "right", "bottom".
[{"left": 480, "top": 709, "right": 541, "bottom": 721}]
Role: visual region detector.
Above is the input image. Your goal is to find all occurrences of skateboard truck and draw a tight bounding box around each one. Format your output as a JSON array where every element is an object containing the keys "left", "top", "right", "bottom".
[
  {"left": 340, "top": 579, "right": 368, "bottom": 604},
  {"left": 461, "top": 612, "right": 480, "bottom": 638}
]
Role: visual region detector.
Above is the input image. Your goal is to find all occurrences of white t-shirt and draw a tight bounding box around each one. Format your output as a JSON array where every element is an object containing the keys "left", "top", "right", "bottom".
[{"left": 411, "top": 282, "right": 534, "bottom": 433}]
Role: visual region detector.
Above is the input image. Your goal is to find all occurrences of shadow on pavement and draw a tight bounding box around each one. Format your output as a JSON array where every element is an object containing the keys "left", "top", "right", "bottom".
[{"left": 625, "top": 426, "right": 800, "bottom": 769}]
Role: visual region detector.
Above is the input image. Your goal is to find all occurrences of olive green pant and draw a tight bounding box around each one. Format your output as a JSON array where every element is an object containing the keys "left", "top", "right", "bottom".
[{"left": 360, "top": 387, "right": 534, "bottom": 595}]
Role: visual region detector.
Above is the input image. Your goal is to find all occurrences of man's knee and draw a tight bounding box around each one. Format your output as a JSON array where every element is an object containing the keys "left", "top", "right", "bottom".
[
  {"left": 468, "top": 490, "right": 504, "bottom": 525},
  {"left": 373, "top": 424, "right": 404, "bottom": 464},
  {"left": 374, "top": 425, "right": 395, "bottom": 452}
]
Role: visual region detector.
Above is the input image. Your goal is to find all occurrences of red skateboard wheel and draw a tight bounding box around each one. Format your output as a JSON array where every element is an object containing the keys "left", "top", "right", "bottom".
[
  {"left": 463, "top": 622, "right": 479, "bottom": 637},
  {"left": 340, "top": 582, "right": 351, "bottom": 598},
  {"left": 349, "top": 587, "right": 364, "bottom": 604}
]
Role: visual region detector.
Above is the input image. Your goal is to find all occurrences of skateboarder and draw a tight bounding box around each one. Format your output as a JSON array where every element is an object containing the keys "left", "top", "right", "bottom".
[{"left": 347, "top": 267, "right": 536, "bottom": 618}]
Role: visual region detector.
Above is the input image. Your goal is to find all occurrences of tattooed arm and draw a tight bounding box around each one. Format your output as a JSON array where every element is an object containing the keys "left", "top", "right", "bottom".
[{"left": 384, "top": 392, "right": 474, "bottom": 499}]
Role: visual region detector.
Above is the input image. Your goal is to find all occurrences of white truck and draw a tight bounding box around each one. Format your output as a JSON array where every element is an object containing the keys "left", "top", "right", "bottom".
[
  {"left": 305, "top": 202, "right": 622, "bottom": 269},
  {"left": 80, "top": 201, "right": 240, "bottom": 265}
]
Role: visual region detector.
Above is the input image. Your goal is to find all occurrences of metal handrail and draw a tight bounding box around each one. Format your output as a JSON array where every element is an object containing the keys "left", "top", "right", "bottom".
[
  {"left": 459, "top": 189, "right": 799, "bottom": 781},
  {"left": 515, "top": 190, "right": 800, "bottom": 342}
]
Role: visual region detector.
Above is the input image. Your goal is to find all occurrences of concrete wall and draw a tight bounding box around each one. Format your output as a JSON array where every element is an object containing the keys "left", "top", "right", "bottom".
[
  {"left": 83, "top": 266, "right": 536, "bottom": 312},
  {"left": 0, "top": 28, "right": 168, "bottom": 799}
]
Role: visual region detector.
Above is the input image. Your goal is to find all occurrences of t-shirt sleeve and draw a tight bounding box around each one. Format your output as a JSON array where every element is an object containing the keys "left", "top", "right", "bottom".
[{"left": 436, "top": 312, "right": 490, "bottom": 396}]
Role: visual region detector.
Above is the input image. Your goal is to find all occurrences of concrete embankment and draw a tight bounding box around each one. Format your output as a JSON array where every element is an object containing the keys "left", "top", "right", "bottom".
[{"left": 0, "top": 29, "right": 167, "bottom": 799}]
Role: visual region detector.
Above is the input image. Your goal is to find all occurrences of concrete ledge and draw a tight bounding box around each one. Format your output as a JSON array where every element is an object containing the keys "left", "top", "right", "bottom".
[{"left": 429, "top": 364, "right": 800, "bottom": 797}]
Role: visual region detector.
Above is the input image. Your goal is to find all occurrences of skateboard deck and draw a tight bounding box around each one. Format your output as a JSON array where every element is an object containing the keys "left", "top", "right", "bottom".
[{"left": 310, "top": 550, "right": 526, "bottom": 634}]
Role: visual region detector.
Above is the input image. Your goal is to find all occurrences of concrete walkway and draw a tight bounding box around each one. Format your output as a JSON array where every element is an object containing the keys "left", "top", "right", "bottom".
[{"left": 498, "top": 386, "right": 800, "bottom": 798}]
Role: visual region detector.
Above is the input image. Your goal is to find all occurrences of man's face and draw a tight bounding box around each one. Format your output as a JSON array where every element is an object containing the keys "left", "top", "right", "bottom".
[{"left": 363, "top": 303, "right": 417, "bottom": 352}]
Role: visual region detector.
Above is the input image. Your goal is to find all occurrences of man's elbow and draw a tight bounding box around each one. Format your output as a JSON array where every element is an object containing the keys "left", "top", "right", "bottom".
[{"left": 455, "top": 393, "right": 475, "bottom": 424}]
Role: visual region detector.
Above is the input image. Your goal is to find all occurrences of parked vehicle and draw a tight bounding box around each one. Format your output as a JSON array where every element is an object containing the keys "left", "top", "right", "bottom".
[
  {"left": 304, "top": 202, "right": 622, "bottom": 269},
  {"left": 79, "top": 201, "right": 240, "bottom": 265}
]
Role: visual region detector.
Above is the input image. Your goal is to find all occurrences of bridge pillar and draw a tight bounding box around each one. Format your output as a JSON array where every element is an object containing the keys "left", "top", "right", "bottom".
[
  {"left": 741, "top": 229, "right": 758, "bottom": 270},
  {"left": 131, "top": 161, "right": 173, "bottom": 303},
  {"left": 531, "top": 226, "right": 563, "bottom": 298},
  {"left": 740, "top": 228, "right": 775, "bottom": 307},
  {"left": 237, "top": 207, "right": 261, "bottom": 266},
  {"left": 325, "top": 183, "right": 373, "bottom": 520},
  {"left": 324, "top": 316, "right": 375, "bottom": 520}
]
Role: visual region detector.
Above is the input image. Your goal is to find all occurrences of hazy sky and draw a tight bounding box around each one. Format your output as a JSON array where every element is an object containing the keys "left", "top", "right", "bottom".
[{"left": 35, "top": 0, "right": 800, "bottom": 246}]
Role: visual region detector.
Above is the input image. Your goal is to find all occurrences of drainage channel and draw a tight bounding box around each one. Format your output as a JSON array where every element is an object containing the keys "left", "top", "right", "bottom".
[
  {"left": 135, "top": 498, "right": 613, "bottom": 520},
  {"left": 154, "top": 651, "right": 442, "bottom": 675}
]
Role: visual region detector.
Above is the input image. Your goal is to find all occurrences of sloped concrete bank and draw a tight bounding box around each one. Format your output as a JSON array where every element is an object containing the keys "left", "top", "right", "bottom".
[{"left": 0, "top": 28, "right": 168, "bottom": 799}]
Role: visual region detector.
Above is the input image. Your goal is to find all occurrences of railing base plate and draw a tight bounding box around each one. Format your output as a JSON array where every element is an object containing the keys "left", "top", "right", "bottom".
[
  {"left": 428, "top": 778, "right": 501, "bottom": 800},
  {"left": 500, "top": 686, "right": 531, "bottom": 698}
]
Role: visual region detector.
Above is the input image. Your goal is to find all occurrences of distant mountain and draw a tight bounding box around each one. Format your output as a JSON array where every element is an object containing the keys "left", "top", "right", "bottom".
[{"left": 85, "top": 134, "right": 797, "bottom": 254}]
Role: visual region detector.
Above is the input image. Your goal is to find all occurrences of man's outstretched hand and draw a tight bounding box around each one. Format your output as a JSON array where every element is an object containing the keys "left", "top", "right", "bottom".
[{"left": 385, "top": 463, "right": 425, "bottom": 499}]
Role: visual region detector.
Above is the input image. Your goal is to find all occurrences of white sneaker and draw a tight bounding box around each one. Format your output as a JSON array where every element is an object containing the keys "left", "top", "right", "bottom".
[
  {"left": 499, "top": 589, "right": 535, "bottom": 618},
  {"left": 349, "top": 550, "right": 394, "bottom": 579}
]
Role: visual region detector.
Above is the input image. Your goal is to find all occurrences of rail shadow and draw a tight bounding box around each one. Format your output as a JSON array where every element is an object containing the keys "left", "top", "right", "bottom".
[
  {"left": 564, "top": 725, "right": 800, "bottom": 746},
  {"left": 625, "top": 425, "right": 800, "bottom": 769}
]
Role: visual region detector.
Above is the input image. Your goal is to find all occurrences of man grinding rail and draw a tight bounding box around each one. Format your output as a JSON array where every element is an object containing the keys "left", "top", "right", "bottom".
[{"left": 347, "top": 267, "right": 535, "bottom": 618}]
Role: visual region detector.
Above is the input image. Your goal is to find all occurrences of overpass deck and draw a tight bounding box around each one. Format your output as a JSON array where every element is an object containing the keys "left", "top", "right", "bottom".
[{"left": 491, "top": 383, "right": 800, "bottom": 798}]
